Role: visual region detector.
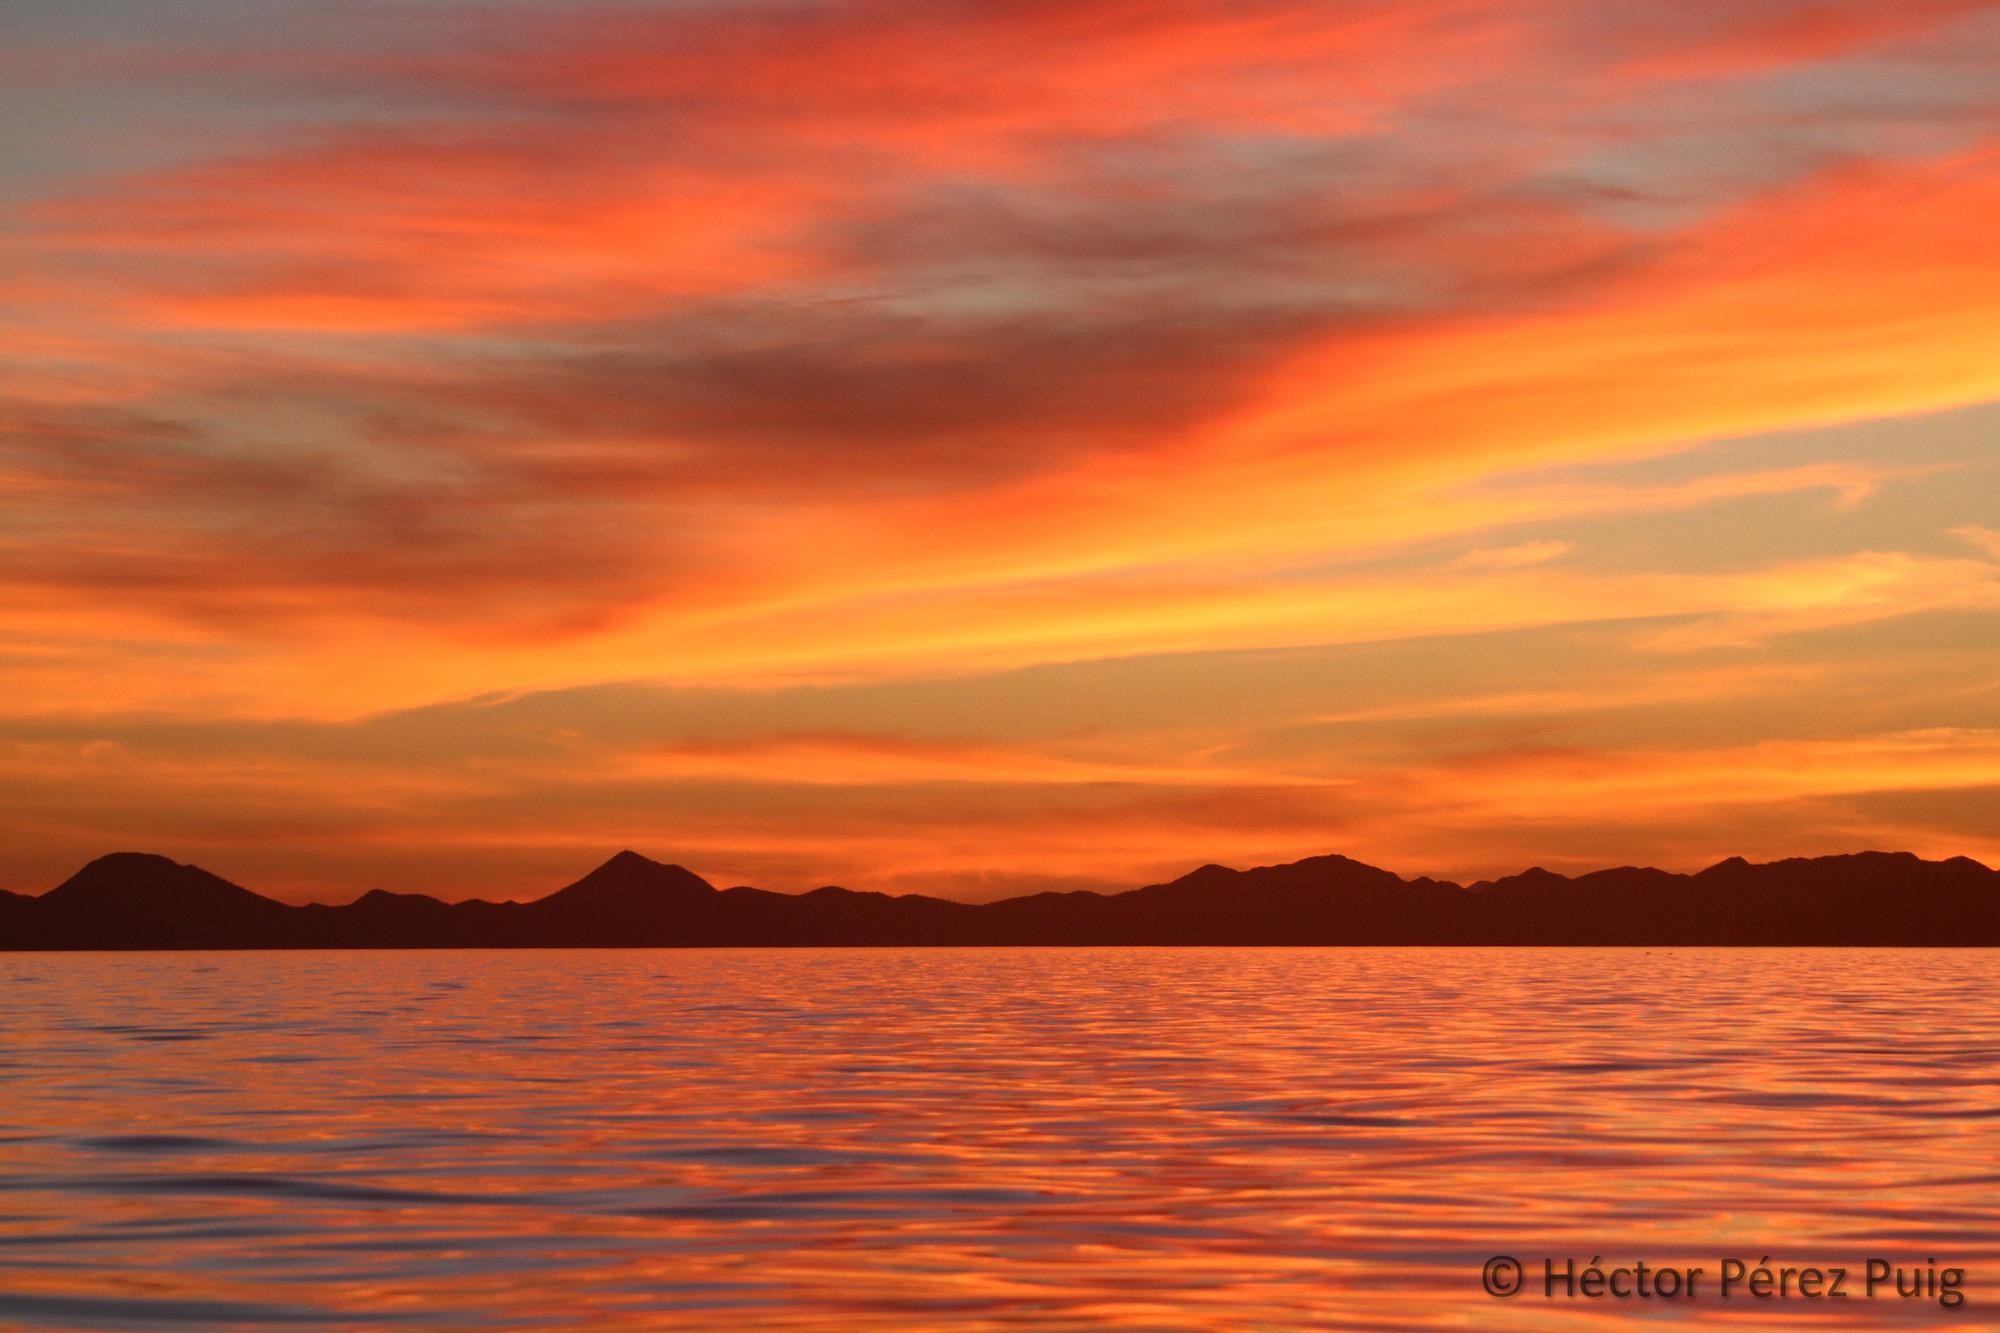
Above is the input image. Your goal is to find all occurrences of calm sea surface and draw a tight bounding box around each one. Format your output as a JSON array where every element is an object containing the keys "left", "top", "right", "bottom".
[{"left": 1, "top": 948, "right": 1995, "bottom": 1329}]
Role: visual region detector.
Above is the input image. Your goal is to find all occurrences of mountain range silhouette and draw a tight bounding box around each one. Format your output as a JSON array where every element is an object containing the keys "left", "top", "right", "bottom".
[{"left": 3, "top": 848, "right": 1996, "bottom": 948}]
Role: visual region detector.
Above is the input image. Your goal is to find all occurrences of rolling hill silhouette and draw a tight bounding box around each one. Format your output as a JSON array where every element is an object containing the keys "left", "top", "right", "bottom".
[{"left": 3, "top": 848, "right": 1996, "bottom": 949}]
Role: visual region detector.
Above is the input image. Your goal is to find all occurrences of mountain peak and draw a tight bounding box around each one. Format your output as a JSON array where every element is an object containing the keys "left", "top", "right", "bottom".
[
  {"left": 50, "top": 852, "right": 232, "bottom": 893},
  {"left": 543, "top": 852, "right": 715, "bottom": 906},
  {"left": 72, "top": 851, "right": 181, "bottom": 876},
  {"left": 40, "top": 852, "right": 283, "bottom": 921},
  {"left": 602, "top": 849, "right": 658, "bottom": 869}
]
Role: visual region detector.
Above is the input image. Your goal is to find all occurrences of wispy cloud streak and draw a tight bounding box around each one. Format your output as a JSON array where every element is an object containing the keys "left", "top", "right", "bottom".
[{"left": 0, "top": 0, "right": 1996, "bottom": 892}]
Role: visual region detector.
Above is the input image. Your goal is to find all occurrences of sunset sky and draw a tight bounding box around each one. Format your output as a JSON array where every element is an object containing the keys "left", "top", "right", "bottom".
[{"left": 3, "top": 0, "right": 1997, "bottom": 902}]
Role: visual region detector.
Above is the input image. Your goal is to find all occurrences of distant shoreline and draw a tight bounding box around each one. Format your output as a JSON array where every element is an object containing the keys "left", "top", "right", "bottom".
[{"left": 5, "top": 848, "right": 1996, "bottom": 950}]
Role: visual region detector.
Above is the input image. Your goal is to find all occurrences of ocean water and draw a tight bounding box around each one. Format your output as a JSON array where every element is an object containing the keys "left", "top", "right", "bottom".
[{"left": 0, "top": 948, "right": 1994, "bottom": 1329}]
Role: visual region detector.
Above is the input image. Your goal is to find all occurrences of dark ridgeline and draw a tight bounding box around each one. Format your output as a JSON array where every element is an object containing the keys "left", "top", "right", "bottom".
[{"left": 3, "top": 847, "right": 1998, "bottom": 949}]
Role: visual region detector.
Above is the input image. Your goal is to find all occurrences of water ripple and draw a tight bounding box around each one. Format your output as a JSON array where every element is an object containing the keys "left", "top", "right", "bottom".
[{"left": 1, "top": 947, "right": 1995, "bottom": 1328}]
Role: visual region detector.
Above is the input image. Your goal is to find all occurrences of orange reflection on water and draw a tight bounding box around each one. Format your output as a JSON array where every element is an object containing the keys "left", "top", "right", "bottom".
[{"left": 0, "top": 948, "right": 1995, "bottom": 1328}]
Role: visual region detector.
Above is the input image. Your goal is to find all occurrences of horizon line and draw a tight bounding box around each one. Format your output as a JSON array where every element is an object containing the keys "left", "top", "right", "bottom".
[{"left": 21, "top": 844, "right": 1996, "bottom": 910}]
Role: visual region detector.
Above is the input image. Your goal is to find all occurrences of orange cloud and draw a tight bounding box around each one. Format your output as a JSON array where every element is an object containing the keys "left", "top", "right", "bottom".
[
  {"left": 1604, "top": 0, "right": 1996, "bottom": 84},
  {"left": 1449, "top": 540, "right": 1576, "bottom": 570},
  {"left": 1954, "top": 525, "right": 2000, "bottom": 561},
  {"left": 1, "top": 0, "right": 1997, "bottom": 895}
]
